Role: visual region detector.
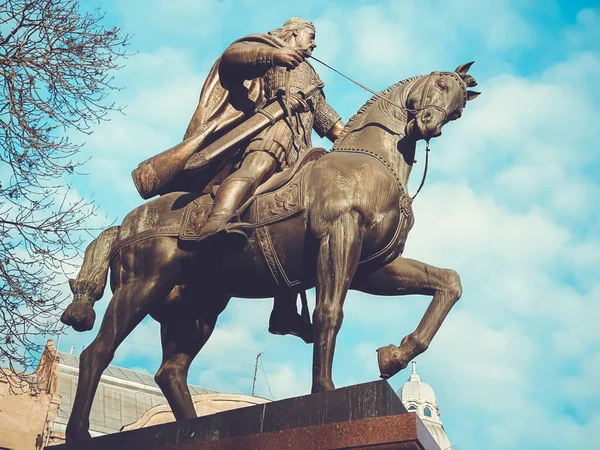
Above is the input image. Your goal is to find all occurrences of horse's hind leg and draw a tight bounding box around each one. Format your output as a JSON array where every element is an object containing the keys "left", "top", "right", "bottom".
[
  {"left": 352, "top": 255, "right": 462, "bottom": 379},
  {"left": 154, "top": 290, "right": 230, "bottom": 420},
  {"left": 65, "top": 274, "right": 177, "bottom": 442}
]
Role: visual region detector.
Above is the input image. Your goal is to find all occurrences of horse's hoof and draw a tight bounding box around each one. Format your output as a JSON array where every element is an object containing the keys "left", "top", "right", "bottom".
[
  {"left": 311, "top": 381, "right": 335, "bottom": 393},
  {"left": 377, "top": 344, "right": 407, "bottom": 379}
]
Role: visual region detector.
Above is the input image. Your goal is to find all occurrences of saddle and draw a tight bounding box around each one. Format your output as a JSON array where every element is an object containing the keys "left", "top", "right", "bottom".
[{"left": 179, "top": 148, "right": 326, "bottom": 287}]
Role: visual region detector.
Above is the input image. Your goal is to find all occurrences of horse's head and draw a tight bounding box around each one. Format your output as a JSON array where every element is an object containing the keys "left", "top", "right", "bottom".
[{"left": 406, "top": 62, "right": 480, "bottom": 141}]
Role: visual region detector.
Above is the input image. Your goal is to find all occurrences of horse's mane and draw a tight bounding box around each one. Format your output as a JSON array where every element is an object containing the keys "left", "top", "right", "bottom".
[{"left": 335, "top": 75, "right": 423, "bottom": 143}]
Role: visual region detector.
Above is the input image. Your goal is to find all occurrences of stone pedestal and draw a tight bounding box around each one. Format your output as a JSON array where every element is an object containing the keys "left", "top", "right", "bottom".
[{"left": 50, "top": 380, "right": 440, "bottom": 450}]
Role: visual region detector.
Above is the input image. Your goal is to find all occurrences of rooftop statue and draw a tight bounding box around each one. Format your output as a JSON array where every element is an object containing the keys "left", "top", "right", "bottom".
[{"left": 60, "top": 17, "right": 480, "bottom": 443}]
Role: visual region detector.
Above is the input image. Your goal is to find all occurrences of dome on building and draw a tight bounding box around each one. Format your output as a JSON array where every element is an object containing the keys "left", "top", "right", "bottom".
[
  {"left": 399, "top": 363, "right": 439, "bottom": 413},
  {"left": 396, "top": 362, "right": 452, "bottom": 450}
]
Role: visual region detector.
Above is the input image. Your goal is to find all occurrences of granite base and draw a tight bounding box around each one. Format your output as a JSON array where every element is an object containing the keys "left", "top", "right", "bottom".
[{"left": 49, "top": 380, "right": 440, "bottom": 450}]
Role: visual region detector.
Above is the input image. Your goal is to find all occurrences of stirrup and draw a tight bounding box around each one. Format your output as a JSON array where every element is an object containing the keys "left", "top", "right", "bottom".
[
  {"left": 196, "top": 213, "right": 229, "bottom": 242},
  {"left": 197, "top": 213, "right": 252, "bottom": 246},
  {"left": 223, "top": 221, "right": 253, "bottom": 245}
]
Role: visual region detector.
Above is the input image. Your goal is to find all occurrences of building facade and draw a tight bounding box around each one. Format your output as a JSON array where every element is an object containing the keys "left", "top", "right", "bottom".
[
  {"left": 0, "top": 340, "right": 269, "bottom": 449},
  {"left": 0, "top": 341, "right": 60, "bottom": 450},
  {"left": 397, "top": 361, "right": 452, "bottom": 450}
]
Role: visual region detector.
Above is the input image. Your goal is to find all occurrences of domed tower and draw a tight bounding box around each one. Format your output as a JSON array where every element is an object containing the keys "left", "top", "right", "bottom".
[{"left": 396, "top": 362, "right": 452, "bottom": 450}]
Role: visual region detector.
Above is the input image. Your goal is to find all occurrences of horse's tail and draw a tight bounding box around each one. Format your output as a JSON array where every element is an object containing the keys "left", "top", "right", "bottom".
[{"left": 60, "top": 226, "right": 120, "bottom": 332}]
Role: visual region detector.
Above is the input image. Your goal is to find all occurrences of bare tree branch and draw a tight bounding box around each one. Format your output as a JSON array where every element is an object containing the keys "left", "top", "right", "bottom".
[{"left": 0, "top": 0, "right": 131, "bottom": 388}]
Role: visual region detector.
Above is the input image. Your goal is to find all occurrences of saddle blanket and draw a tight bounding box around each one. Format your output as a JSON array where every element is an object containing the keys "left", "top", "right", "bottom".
[{"left": 179, "top": 168, "right": 308, "bottom": 288}]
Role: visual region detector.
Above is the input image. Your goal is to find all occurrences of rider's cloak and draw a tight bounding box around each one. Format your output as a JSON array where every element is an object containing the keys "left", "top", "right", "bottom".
[{"left": 160, "top": 34, "right": 289, "bottom": 194}]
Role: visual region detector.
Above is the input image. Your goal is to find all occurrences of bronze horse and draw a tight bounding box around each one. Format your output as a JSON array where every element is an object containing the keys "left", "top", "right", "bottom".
[{"left": 61, "top": 63, "right": 479, "bottom": 442}]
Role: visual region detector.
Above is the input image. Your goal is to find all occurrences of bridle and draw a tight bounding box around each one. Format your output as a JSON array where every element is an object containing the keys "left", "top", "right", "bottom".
[
  {"left": 310, "top": 56, "right": 466, "bottom": 199},
  {"left": 409, "top": 76, "right": 448, "bottom": 123},
  {"left": 405, "top": 71, "right": 467, "bottom": 125}
]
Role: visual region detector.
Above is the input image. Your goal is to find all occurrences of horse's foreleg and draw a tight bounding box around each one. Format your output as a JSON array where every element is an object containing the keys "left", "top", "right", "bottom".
[
  {"left": 65, "top": 276, "right": 175, "bottom": 443},
  {"left": 155, "top": 292, "right": 229, "bottom": 420},
  {"left": 353, "top": 255, "right": 462, "bottom": 379},
  {"left": 312, "top": 212, "right": 362, "bottom": 393}
]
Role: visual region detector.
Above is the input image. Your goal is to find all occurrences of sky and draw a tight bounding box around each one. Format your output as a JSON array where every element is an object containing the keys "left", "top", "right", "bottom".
[{"left": 50, "top": 1, "right": 600, "bottom": 449}]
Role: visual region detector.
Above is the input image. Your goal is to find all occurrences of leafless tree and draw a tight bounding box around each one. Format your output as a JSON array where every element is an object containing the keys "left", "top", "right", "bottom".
[{"left": 0, "top": 0, "right": 131, "bottom": 387}]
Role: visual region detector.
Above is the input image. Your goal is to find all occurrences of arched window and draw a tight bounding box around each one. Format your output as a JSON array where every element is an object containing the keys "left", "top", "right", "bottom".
[
  {"left": 424, "top": 407, "right": 432, "bottom": 417},
  {"left": 407, "top": 405, "right": 417, "bottom": 412}
]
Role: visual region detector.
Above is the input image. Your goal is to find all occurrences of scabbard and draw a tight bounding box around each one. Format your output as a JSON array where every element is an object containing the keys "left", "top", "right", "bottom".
[
  {"left": 184, "top": 82, "right": 322, "bottom": 171},
  {"left": 183, "top": 99, "right": 284, "bottom": 171},
  {"left": 132, "top": 83, "right": 322, "bottom": 199}
]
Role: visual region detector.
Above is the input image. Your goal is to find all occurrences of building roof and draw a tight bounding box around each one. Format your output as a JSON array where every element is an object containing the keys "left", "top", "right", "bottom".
[
  {"left": 396, "top": 362, "right": 452, "bottom": 450},
  {"left": 57, "top": 352, "right": 217, "bottom": 396},
  {"left": 54, "top": 351, "right": 219, "bottom": 437}
]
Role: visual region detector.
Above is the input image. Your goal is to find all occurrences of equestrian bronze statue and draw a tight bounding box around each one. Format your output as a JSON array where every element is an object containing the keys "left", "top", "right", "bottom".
[{"left": 59, "top": 18, "right": 480, "bottom": 444}]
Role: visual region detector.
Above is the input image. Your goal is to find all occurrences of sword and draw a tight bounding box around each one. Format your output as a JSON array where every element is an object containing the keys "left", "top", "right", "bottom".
[
  {"left": 184, "top": 82, "right": 321, "bottom": 171},
  {"left": 132, "top": 83, "right": 323, "bottom": 199}
]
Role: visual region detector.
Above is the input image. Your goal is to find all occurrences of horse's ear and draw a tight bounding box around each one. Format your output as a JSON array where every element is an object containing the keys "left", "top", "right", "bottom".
[
  {"left": 467, "top": 90, "right": 481, "bottom": 101},
  {"left": 462, "top": 74, "right": 477, "bottom": 87},
  {"left": 455, "top": 61, "right": 475, "bottom": 75}
]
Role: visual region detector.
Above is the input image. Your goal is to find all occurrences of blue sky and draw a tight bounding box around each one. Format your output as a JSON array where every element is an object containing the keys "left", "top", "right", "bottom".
[{"left": 52, "top": 1, "right": 600, "bottom": 449}]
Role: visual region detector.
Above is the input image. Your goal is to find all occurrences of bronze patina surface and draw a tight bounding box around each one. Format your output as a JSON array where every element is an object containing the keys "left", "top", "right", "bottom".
[{"left": 60, "top": 16, "right": 479, "bottom": 444}]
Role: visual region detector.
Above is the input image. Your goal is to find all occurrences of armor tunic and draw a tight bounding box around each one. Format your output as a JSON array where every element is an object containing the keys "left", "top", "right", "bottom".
[{"left": 245, "top": 61, "right": 341, "bottom": 169}]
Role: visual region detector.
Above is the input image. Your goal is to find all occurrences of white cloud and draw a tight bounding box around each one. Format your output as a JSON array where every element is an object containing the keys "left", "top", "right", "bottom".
[
  {"left": 116, "top": 0, "right": 226, "bottom": 41},
  {"left": 426, "top": 310, "right": 536, "bottom": 410},
  {"left": 310, "top": 0, "right": 537, "bottom": 85},
  {"left": 113, "top": 319, "right": 162, "bottom": 366},
  {"left": 79, "top": 46, "right": 207, "bottom": 199},
  {"left": 561, "top": 352, "right": 600, "bottom": 407},
  {"left": 564, "top": 8, "right": 600, "bottom": 50},
  {"left": 264, "top": 364, "right": 311, "bottom": 400},
  {"left": 351, "top": 6, "right": 413, "bottom": 70},
  {"left": 408, "top": 182, "right": 570, "bottom": 270}
]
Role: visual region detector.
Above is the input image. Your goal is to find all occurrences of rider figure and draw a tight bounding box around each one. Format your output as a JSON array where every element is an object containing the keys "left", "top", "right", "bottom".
[
  {"left": 141, "top": 18, "right": 345, "bottom": 343},
  {"left": 195, "top": 17, "right": 345, "bottom": 241},
  {"left": 191, "top": 18, "right": 345, "bottom": 343}
]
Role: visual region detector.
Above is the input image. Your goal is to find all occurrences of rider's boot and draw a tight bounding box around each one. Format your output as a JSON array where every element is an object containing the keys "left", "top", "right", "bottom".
[
  {"left": 197, "top": 176, "right": 254, "bottom": 244},
  {"left": 269, "top": 292, "right": 314, "bottom": 344}
]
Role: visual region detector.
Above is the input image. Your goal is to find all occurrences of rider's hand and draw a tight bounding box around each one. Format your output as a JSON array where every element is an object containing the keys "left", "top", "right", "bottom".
[{"left": 272, "top": 48, "right": 306, "bottom": 69}]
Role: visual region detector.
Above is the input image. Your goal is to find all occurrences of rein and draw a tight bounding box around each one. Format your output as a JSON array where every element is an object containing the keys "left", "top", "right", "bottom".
[
  {"left": 411, "top": 141, "right": 430, "bottom": 200},
  {"left": 309, "top": 55, "right": 418, "bottom": 115}
]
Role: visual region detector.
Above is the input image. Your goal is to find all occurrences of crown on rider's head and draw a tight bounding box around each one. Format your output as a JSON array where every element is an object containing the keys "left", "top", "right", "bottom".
[{"left": 269, "top": 17, "right": 315, "bottom": 38}]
